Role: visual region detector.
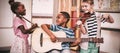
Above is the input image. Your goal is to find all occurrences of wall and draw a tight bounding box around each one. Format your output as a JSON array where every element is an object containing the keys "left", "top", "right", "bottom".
[
  {"left": 0, "top": 0, "right": 32, "bottom": 48},
  {"left": 32, "top": 18, "right": 52, "bottom": 26},
  {"left": 0, "top": 0, "right": 13, "bottom": 48},
  {"left": 100, "top": 12, "right": 120, "bottom": 53},
  {"left": 100, "top": 29, "right": 120, "bottom": 53}
]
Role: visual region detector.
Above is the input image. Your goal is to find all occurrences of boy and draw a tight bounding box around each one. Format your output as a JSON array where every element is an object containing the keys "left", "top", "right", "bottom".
[
  {"left": 76, "top": 0, "right": 114, "bottom": 53},
  {"left": 41, "top": 12, "right": 80, "bottom": 53}
]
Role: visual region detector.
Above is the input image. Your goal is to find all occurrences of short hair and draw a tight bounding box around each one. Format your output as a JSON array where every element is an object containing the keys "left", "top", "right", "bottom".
[
  {"left": 9, "top": 1, "right": 21, "bottom": 14},
  {"left": 82, "top": 0, "right": 94, "bottom": 5},
  {"left": 60, "top": 12, "right": 70, "bottom": 23}
]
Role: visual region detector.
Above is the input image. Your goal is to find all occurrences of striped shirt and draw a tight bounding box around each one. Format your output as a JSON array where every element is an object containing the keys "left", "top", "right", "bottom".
[
  {"left": 87, "top": 13, "right": 98, "bottom": 36},
  {"left": 50, "top": 24, "right": 74, "bottom": 49}
]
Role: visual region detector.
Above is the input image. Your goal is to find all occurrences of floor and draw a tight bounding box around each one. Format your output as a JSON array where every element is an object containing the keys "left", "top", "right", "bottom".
[
  {"left": 0, "top": 50, "right": 108, "bottom": 53},
  {"left": 0, "top": 50, "right": 10, "bottom": 53},
  {"left": 0, "top": 47, "right": 108, "bottom": 53}
]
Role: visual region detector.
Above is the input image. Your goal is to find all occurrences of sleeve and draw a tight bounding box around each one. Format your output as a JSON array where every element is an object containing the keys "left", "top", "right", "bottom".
[
  {"left": 96, "top": 12, "right": 106, "bottom": 23},
  {"left": 100, "top": 14, "right": 107, "bottom": 23},
  {"left": 50, "top": 24, "right": 57, "bottom": 31},
  {"left": 13, "top": 17, "right": 23, "bottom": 29}
]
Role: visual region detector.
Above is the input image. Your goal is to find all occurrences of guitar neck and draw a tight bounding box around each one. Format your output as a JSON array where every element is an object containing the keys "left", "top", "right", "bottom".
[{"left": 57, "top": 38, "right": 90, "bottom": 42}]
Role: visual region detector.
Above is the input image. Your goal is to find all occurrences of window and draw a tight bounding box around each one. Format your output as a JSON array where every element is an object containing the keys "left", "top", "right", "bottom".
[{"left": 32, "top": 0, "right": 53, "bottom": 17}]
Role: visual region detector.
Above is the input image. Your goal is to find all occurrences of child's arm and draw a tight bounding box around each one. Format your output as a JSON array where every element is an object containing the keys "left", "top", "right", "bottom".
[
  {"left": 76, "top": 20, "right": 87, "bottom": 34},
  {"left": 79, "top": 24, "right": 87, "bottom": 34},
  {"left": 41, "top": 24, "right": 56, "bottom": 42},
  {"left": 101, "top": 14, "right": 114, "bottom": 23},
  {"left": 70, "top": 28, "right": 81, "bottom": 46},
  {"left": 71, "top": 20, "right": 87, "bottom": 46},
  {"left": 18, "top": 23, "right": 38, "bottom": 34}
]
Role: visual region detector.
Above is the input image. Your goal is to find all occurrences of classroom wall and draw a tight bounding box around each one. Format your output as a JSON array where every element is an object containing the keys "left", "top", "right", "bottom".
[
  {"left": 100, "top": 13, "right": 120, "bottom": 53},
  {"left": 100, "top": 29, "right": 120, "bottom": 53},
  {"left": 0, "top": 0, "right": 32, "bottom": 48},
  {"left": 0, "top": 0, "right": 120, "bottom": 53}
]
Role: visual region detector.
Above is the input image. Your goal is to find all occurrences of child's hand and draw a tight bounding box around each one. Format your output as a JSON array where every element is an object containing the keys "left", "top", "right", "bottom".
[
  {"left": 32, "top": 23, "right": 38, "bottom": 29},
  {"left": 102, "top": 13, "right": 114, "bottom": 23},
  {"left": 102, "top": 13, "right": 110, "bottom": 19},
  {"left": 70, "top": 38, "right": 81, "bottom": 46},
  {"left": 76, "top": 20, "right": 82, "bottom": 26},
  {"left": 50, "top": 35, "right": 57, "bottom": 42}
]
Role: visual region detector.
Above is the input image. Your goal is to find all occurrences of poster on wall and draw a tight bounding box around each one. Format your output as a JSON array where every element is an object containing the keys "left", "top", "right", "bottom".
[
  {"left": 94, "top": 0, "right": 120, "bottom": 10},
  {"left": 94, "top": 0, "right": 120, "bottom": 29},
  {"left": 94, "top": 0, "right": 110, "bottom": 9}
]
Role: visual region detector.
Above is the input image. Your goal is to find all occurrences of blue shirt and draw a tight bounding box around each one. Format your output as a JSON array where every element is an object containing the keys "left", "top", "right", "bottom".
[{"left": 50, "top": 24, "right": 74, "bottom": 49}]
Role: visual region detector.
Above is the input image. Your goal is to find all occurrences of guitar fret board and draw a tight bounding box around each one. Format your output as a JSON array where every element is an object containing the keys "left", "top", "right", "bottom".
[{"left": 57, "top": 38, "right": 76, "bottom": 42}]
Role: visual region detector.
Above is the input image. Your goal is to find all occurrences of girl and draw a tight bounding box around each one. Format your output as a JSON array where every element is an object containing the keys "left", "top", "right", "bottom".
[{"left": 9, "top": 0, "right": 38, "bottom": 53}]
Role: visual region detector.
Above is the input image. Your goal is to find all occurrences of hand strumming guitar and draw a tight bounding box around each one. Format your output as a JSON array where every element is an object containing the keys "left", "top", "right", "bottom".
[{"left": 50, "top": 34, "right": 57, "bottom": 42}]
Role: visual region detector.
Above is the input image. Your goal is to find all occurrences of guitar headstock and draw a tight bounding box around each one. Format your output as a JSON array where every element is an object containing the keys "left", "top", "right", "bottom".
[
  {"left": 97, "top": 38, "right": 104, "bottom": 43},
  {"left": 89, "top": 37, "right": 104, "bottom": 43}
]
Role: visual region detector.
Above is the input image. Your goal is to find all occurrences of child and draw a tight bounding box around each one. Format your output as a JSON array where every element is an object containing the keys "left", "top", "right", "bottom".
[
  {"left": 41, "top": 12, "right": 80, "bottom": 53},
  {"left": 76, "top": 0, "right": 114, "bottom": 53},
  {"left": 9, "top": 0, "right": 38, "bottom": 53}
]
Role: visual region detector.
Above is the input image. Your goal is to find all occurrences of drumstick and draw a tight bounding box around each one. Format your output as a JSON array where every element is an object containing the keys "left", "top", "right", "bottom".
[
  {"left": 18, "top": 15, "right": 40, "bottom": 28},
  {"left": 19, "top": 15, "right": 34, "bottom": 24}
]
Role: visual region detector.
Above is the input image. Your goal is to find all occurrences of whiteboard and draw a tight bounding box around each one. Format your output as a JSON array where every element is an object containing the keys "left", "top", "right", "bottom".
[
  {"left": 101, "top": 13, "right": 120, "bottom": 29},
  {"left": 0, "top": 0, "right": 13, "bottom": 27}
]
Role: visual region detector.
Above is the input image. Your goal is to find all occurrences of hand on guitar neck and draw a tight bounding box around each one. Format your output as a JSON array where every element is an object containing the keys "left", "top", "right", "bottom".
[{"left": 90, "top": 37, "right": 104, "bottom": 43}]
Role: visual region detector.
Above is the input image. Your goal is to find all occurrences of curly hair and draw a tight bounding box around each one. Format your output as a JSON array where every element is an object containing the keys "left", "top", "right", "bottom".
[{"left": 60, "top": 12, "right": 70, "bottom": 23}]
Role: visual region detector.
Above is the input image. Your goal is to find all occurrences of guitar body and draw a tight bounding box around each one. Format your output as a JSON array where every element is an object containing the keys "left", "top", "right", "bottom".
[
  {"left": 32, "top": 28, "right": 66, "bottom": 52},
  {"left": 32, "top": 28, "right": 103, "bottom": 52}
]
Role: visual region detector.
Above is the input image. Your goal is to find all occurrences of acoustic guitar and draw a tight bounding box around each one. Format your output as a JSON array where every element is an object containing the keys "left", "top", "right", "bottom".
[{"left": 32, "top": 28, "right": 103, "bottom": 52}]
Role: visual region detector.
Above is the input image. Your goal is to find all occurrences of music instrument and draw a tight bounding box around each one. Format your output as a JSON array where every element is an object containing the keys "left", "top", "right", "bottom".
[
  {"left": 32, "top": 28, "right": 103, "bottom": 52},
  {"left": 79, "top": 11, "right": 91, "bottom": 24},
  {"left": 17, "top": 14, "right": 34, "bottom": 24}
]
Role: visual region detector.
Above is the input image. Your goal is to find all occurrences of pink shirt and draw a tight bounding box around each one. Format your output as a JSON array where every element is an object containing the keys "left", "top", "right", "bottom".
[{"left": 13, "top": 17, "right": 29, "bottom": 40}]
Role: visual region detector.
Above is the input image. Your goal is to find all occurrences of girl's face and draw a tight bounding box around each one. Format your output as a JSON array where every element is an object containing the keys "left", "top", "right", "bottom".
[
  {"left": 56, "top": 14, "right": 66, "bottom": 26},
  {"left": 17, "top": 4, "right": 26, "bottom": 16},
  {"left": 81, "top": 2, "right": 91, "bottom": 13}
]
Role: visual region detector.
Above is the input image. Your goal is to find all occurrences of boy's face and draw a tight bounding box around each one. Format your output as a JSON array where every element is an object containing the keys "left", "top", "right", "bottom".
[
  {"left": 17, "top": 4, "right": 26, "bottom": 15},
  {"left": 56, "top": 14, "right": 67, "bottom": 26},
  {"left": 81, "top": 2, "right": 91, "bottom": 13}
]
